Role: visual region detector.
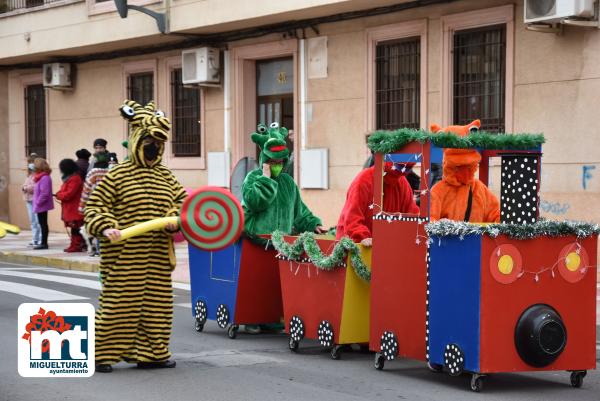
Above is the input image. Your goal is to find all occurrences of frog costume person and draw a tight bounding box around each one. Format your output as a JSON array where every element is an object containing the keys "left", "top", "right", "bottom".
[
  {"left": 84, "top": 100, "right": 187, "bottom": 373},
  {"left": 242, "top": 123, "right": 326, "bottom": 245}
]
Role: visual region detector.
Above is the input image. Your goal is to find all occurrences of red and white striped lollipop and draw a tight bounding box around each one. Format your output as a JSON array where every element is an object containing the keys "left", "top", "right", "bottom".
[{"left": 179, "top": 187, "right": 244, "bottom": 251}]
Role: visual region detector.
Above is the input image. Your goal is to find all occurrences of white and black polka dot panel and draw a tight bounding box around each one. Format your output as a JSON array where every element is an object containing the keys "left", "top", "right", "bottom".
[
  {"left": 500, "top": 155, "right": 539, "bottom": 225},
  {"left": 317, "top": 320, "right": 334, "bottom": 348},
  {"left": 289, "top": 315, "right": 305, "bottom": 342},
  {"left": 194, "top": 299, "right": 207, "bottom": 325},
  {"left": 216, "top": 304, "right": 230, "bottom": 329},
  {"left": 444, "top": 343, "right": 465, "bottom": 376},
  {"left": 380, "top": 331, "right": 399, "bottom": 361}
]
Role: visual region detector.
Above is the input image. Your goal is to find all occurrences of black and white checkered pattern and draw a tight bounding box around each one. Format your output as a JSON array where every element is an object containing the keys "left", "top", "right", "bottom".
[
  {"left": 380, "top": 331, "right": 399, "bottom": 361},
  {"left": 216, "top": 304, "right": 230, "bottom": 328},
  {"left": 317, "top": 320, "right": 334, "bottom": 347},
  {"left": 444, "top": 343, "right": 465, "bottom": 376},
  {"left": 289, "top": 315, "right": 305, "bottom": 342}
]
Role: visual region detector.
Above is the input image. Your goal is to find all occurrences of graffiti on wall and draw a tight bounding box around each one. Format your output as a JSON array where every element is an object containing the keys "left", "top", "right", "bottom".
[
  {"left": 539, "top": 199, "right": 570, "bottom": 215},
  {"left": 582, "top": 165, "right": 595, "bottom": 190}
]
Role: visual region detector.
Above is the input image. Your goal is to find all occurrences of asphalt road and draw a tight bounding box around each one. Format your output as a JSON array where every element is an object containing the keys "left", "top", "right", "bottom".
[{"left": 0, "top": 260, "right": 598, "bottom": 401}]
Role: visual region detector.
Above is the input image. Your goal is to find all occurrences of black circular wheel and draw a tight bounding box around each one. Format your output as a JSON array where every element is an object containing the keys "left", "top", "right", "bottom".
[
  {"left": 330, "top": 345, "right": 342, "bottom": 360},
  {"left": 216, "top": 304, "right": 230, "bottom": 329},
  {"left": 289, "top": 337, "right": 299, "bottom": 352},
  {"left": 515, "top": 304, "right": 566, "bottom": 367},
  {"left": 194, "top": 299, "right": 207, "bottom": 329},
  {"left": 227, "top": 324, "right": 239, "bottom": 339},
  {"left": 470, "top": 374, "right": 484, "bottom": 392},
  {"left": 194, "top": 319, "right": 204, "bottom": 332},
  {"left": 374, "top": 352, "right": 385, "bottom": 370},
  {"left": 570, "top": 371, "right": 586, "bottom": 388},
  {"left": 443, "top": 343, "right": 465, "bottom": 377},
  {"left": 317, "top": 320, "right": 334, "bottom": 348},
  {"left": 289, "top": 315, "right": 305, "bottom": 342},
  {"left": 380, "top": 331, "right": 399, "bottom": 361},
  {"left": 427, "top": 361, "right": 443, "bottom": 372}
]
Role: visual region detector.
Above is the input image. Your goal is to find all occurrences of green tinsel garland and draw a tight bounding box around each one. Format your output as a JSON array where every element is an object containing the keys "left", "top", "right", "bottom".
[
  {"left": 270, "top": 231, "right": 371, "bottom": 282},
  {"left": 425, "top": 219, "right": 600, "bottom": 240},
  {"left": 368, "top": 129, "right": 545, "bottom": 154}
]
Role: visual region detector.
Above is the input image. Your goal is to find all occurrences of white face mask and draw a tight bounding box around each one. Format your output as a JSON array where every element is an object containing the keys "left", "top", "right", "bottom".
[{"left": 28, "top": 163, "right": 35, "bottom": 171}]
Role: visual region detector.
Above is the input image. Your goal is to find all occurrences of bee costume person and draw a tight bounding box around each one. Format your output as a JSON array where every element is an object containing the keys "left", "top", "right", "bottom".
[{"left": 84, "top": 100, "right": 187, "bottom": 373}]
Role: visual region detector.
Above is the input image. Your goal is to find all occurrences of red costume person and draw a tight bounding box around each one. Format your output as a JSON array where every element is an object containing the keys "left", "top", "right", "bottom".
[
  {"left": 336, "top": 162, "right": 419, "bottom": 245},
  {"left": 429, "top": 120, "right": 500, "bottom": 223}
]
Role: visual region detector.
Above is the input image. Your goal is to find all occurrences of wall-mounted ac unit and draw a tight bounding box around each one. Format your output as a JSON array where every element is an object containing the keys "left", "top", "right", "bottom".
[
  {"left": 43, "top": 63, "right": 72, "bottom": 88},
  {"left": 182, "top": 47, "right": 220, "bottom": 85},
  {"left": 524, "top": 0, "right": 595, "bottom": 24}
]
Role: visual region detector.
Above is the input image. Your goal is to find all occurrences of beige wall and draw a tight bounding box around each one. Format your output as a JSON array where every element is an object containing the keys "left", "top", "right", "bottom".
[
  {"left": 0, "top": 71, "right": 8, "bottom": 221},
  {"left": 4, "top": 0, "right": 600, "bottom": 233}
]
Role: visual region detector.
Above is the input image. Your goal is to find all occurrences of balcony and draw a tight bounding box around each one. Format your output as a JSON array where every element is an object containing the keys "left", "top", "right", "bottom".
[{"left": 0, "top": 0, "right": 85, "bottom": 16}]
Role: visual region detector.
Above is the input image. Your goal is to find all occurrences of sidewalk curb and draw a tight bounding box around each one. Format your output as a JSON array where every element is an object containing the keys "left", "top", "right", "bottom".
[{"left": 0, "top": 251, "right": 99, "bottom": 272}]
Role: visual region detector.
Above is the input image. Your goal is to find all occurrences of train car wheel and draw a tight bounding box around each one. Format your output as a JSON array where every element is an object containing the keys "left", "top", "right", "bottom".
[
  {"left": 216, "top": 304, "right": 230, "bottom": 329},
  {"left": 227, "top": 324, "right": 239, "bottom": 339},
  {"left": 470, "top": 374, "right": 485, "bottom": 392},
  {"left": 443, "top": 343, "right": 465, "bottom": 376},
  {"left": 194, "top": 300, "right": 207, "bottom": 331},
  {"left": 317, "top": 320, "right": 334, "bottom": 348},
  {"left": 380, "top": 331, "right": 399, "bottom": 361},
  {"left": 289, "top": 337, "right": 299, "bottom": 352},
  {"left": 427, "top": 361, "right": 443, "bottom": 372},
  {"left": 289, "top": 316, "right": 305, "bottom": 343},
  {"left": 330, "top": 345, "right": 343, "bottom": 360},
  {"left": 570, "top": 371, "right": 586, "bottom": 388},
  {"left": 374, "top": 352, "right": 385, "bottom": 370}
]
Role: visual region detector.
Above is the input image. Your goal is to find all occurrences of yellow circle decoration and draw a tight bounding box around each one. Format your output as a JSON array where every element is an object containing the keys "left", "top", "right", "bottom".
[
  {"left": 498, "top": 255, "right": 514, "bottom": 275},
  {"left": 565, "top": 252, "right": 581, "bottom": 272}
]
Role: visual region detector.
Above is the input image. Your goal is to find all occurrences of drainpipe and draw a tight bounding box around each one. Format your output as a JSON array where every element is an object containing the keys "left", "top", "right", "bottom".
[
  {"left": 223, "top": 50, "right": 230, "bottom": 154},
  {"left": 299, "top": 38, "right": 307, "bottom": 151}
]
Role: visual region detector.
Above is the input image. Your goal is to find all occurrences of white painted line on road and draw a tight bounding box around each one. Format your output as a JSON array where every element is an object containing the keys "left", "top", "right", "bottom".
[
  {"left": 0, "top": 270, "right": 101, "bottom": 290},
  {"left": 1, "top": 264, "right": 190, "bottom": 291},
  {"left": 174, "top": 302, "right": 191, "bottom": 308},
  {"left": 0, "top": 280, "right": 88, "bottom": 301}
]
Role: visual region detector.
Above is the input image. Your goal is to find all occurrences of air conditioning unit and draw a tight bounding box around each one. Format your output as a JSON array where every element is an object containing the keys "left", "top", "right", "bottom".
[
  {"left": 524, "top": 0, "right": 595, "bottom": 24},
  {"left": 43, "top": 63, "right": 72, "bottom": 88},
  {"left": 182, "top": 47, "right": 220, "bottom": 85}
]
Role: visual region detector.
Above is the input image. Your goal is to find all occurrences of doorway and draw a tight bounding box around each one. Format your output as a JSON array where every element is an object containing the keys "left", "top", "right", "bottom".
[{"left": 256, "top": 57, "right": 294, "bottom": 175}]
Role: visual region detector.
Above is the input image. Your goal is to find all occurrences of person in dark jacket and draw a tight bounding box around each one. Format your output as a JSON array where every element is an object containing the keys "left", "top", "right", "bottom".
[
  {"left": 75, "top": 148, "right": 91, "bottom": 180},
  {"left": 56, "top": 159, "right": 86, "bottom": 252}
]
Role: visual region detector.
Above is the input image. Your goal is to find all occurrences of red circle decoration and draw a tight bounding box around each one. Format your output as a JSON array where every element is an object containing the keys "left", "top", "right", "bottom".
[
  {"left": 179, "top": 187, "right": 244, "bottom": 251},
  {"left": 557, "top": 242, "right": 589, "bottom": 283},
  {"left": 489, "top": 244, "right": 523, "bottom": 284}
]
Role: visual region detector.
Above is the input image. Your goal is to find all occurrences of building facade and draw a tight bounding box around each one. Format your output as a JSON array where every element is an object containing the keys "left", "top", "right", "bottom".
[{"left": 1, "top": 0, "right": 599, "bottom": 232}]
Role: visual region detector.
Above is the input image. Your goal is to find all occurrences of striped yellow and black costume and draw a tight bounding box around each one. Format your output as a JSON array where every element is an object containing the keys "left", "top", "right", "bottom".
[{"left": 84, "top": 100, "right": 187, "bottom": 365}]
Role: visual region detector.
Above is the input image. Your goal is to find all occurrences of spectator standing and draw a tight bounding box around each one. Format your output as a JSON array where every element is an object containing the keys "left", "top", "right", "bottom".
[
  {"left": 21, "top": 153, "right": 41, "bottom": 246},
  {"left": 75, "top": 148, "right": 91, "bottom": 180},
  {"left": 56, "top": 159, "right": 86, "bottom": 252},
  {"left": 32, "top": 158, "right": 54, "bottom": 250},
  {"left": 89, "top": 138, "right": 118, "bottom": 172},
  {"left": 79, "top": 152, "right": 110, "bottom": 256}
]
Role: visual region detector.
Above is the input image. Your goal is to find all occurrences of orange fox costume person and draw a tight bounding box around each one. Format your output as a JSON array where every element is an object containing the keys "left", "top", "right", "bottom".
[{"left": 429, "top": 120, "right": 500, "bottom": 223}]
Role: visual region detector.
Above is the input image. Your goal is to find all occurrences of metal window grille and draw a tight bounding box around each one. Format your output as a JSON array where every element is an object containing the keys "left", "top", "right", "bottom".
[
  {"left": 25, "top": 84, "right": 46, "bottom": 158},
  {"left": 375, "top": 37, "right": 420, "bottom": 130},
  {"left": 453, "top": 25, "right": 506, "bottom": 132},
  {"left": 171, "top": 69, "right": 201, "bottom": 157},
  {"left": 128, "top": 72, "right": 154, "bottom": 106}
]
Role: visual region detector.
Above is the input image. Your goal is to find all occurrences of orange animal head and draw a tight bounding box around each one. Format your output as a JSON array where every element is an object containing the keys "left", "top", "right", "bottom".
[{"left": 431, "top": 120, "right": 482, "bottom": 186}]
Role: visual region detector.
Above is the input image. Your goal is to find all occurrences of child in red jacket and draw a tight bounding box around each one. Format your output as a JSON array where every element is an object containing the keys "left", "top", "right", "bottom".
[{"left": 56, "top": 159, "right": 86, "bottom": 252}]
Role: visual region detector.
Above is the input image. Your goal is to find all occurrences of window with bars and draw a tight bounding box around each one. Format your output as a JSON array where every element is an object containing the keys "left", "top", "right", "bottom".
[
  {"left": 128, "top": 72, "right": 154, "bottom": 106},
  {"left": 375, "top": 37, "right": 420, "bottom": 130},
  {"left": 25, "top": 84, "right": 46, "bottom": 158},
  {"left": 170, "top": 68, "right": 201, "bottom": 157},
  {"left": 453, "top": 25, "right": 506, "bottom": 132}
]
